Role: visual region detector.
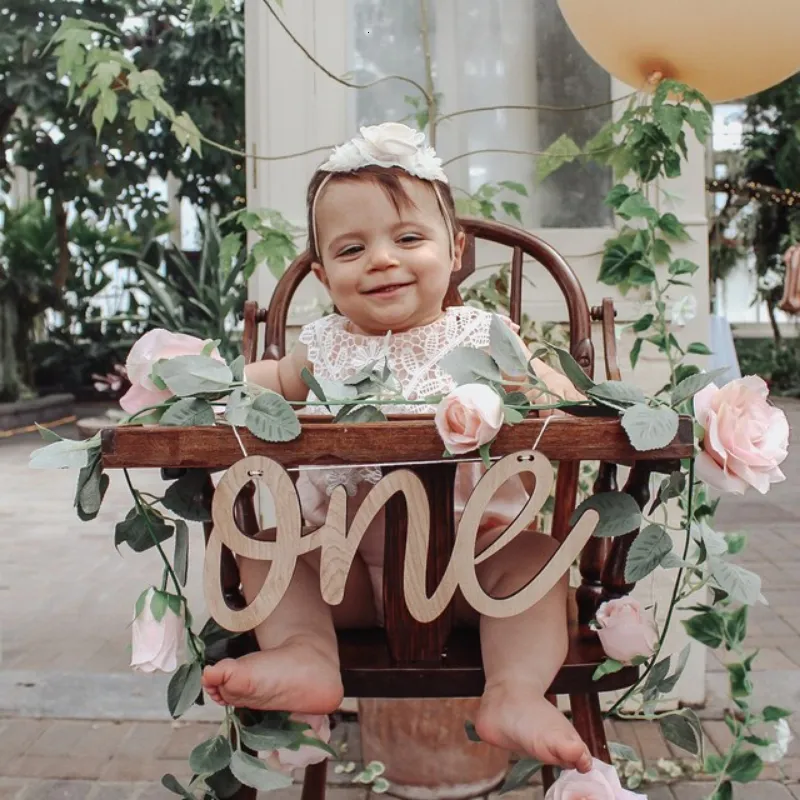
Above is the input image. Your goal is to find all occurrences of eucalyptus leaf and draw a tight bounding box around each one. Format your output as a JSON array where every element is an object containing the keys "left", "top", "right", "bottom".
[
  {"left": 229, "top": 751, "right": 293, "bottom": 791},
  {"left": 154, "top": 355, "right": 233, "bottom": 396},
  {"left": 229, "top": 355, "right": 246, "bottom": 383},
  {"left": 162, "top": 469, "right": 212, "bottom": 522},
  {"left": 499, "top": 758, "right": 542, "bottom": 793},
  {"left": 337, "top": 405, "right": 387, "bottom": 423},
  {"left": 160, "top": 397, "right": 216, "bottom": 427},
  {"left": 189, "top": 735, "right": 233, "bottom": 775},
  {"left": 75, "top": 450, "right": 108, "bottom": 520},
  {"left": 489, "top": 314, "right": 529, "bottom": 376},
  {"left": 670, "top": 367, "right": 730, "bottom": 407},
  {"left": 246, "top": 391, "right": 301, "bottom": 442},
  {"left": 626, "top": 524, "right": 673, "bottom": 582},
  {"left": 225, "top": 387, "right": 252, "bottom": 426},
  {"left": 609, "top": 742, "right": 640, "bottom": 762},
  {"left": 621, "top": 404, "right": 680, "bottom": 451},
  {"left": 570, "top": 492, "right": 642, "bottom": 538},
  {"left": 167, "top": 661, "right": 203, "bottom": 719},
  {"left": 161, "top": 774, "right": 194, "bottom": 799},
  {"left": 302, "top": 367, "right": 330, "bottom": 411},
  {"left": 592, "top": 658, "right": 625, "bottom": 680},
  {"left": 439, "top": 347, "right": 502, "bottom": 384},
  {"left": 239, "top": 724, "right": 306, "bottom": 752}
]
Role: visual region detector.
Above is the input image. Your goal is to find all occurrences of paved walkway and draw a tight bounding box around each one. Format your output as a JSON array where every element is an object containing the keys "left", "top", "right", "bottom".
[{"left": 2, "top": 401, "right": 800, "bottom": 798}]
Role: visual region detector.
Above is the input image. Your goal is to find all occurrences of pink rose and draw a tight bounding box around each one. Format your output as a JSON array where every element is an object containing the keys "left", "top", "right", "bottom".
[
  {"left": 435, "top": 384, "right": 504, "bottom": 455},
  {"left": 595, "top": 598, "right": 658, "bottom": 665},
  {"left": 264, "top": 714, "right": 331, "bottom": 772},
  {"left": 120, "top": 329, "right": 223, "bottom": 415},
  {"left": 693, "top": 376, "right": 789, "bottom": 495},
  {"left": 130, "top": 588, "right": 185, "bottom": 674},
  {"left": 545, "top": 758, "right": 645, "bottom": 800}
]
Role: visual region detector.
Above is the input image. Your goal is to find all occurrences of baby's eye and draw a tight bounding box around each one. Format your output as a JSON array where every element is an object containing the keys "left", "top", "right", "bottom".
[
  {"left": 398, "top": 233, "right": 423, "bottom": 244},
  {"left": 337, "top": 244, "right": 363, "bottom": 257}
]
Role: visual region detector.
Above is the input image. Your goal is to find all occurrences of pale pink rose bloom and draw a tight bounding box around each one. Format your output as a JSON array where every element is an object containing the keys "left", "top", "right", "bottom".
[
  {"left": 693, "top": 376, "right": 789, "bottom": 495},
  {"left": 434, "top": 383, "right": 504, "bottom": 455},
  {"left": 130, "top": 588, "right": 185, "bottom": 674},
  {"left": 263, "top": 714, "right": 332, "bottom": 772},
  {"left": 595, "top": 597, "right": 658, "bottom": 665},
  {"left": 120, "top": 329, "right": 223, "bottom": 414},
  {"left": 545, "top": 758, "right": 645, "bottom": 800}
]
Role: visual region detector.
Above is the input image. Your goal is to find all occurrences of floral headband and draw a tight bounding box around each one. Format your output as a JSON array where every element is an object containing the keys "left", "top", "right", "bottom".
[{"left": 312, "top": 122, "right": 454, "bottom": 258}]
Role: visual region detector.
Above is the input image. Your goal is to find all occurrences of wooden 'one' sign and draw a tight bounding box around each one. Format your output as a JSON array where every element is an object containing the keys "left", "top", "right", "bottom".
[{"left": 203, "top": 451, "right": 600, "bottom": 632}]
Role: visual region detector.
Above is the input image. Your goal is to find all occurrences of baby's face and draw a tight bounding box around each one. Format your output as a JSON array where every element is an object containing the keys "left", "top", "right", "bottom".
[{"left": 312, "top": 176, "right": 463, "bottom": 336}]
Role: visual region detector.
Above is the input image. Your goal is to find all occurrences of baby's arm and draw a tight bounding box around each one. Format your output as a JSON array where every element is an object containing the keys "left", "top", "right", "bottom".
[{"left": 243, "top": 344, "right": 311, "bottom": 402}]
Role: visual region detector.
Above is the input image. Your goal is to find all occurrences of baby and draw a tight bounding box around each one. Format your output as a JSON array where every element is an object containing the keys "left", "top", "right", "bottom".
[{"left": 202, "top": 123, "right": 592, "bottom": 773}]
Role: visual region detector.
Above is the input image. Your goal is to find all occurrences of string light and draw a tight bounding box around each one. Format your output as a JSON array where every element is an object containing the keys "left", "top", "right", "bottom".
[{"left": 707, "top": 178, "right": 800, "bottom": 208}]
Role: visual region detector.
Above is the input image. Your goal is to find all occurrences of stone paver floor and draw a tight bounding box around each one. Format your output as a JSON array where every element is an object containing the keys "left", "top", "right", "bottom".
[{"left": 3, "top": 400, "right": 800, "bottom": 798}]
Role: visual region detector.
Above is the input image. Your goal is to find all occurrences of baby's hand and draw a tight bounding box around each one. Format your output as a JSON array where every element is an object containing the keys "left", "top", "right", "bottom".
[{"left": 526, "top": 358, "right": 585, "bottom": 417}]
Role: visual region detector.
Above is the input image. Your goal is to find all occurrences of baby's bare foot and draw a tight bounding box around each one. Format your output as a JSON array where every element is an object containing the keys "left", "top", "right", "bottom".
[
  {"left": 475, "top": 681, "right": 593, "bottom": 773},
  {"left": 202, "top": 637, "right": 344, "bottom": 713}
]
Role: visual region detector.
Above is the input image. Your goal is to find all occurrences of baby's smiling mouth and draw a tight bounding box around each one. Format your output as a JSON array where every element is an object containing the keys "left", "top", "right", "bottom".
[{"left": 362, "top": 281, "right": 415, "bottom": 295}]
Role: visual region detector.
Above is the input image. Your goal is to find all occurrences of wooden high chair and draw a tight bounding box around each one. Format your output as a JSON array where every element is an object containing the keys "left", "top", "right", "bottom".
[{"left": 101, "top": 217, "right": 693, "bottom": 799}]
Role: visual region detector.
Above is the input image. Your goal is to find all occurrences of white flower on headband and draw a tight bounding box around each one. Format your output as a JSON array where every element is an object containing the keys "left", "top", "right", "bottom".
[{"left": 321, "top": 122, "right": 448, "bottom": 184}]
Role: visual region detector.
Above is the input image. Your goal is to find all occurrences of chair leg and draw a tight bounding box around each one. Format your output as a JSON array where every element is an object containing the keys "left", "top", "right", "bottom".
[
  {"left": 301, "top": 758, "right": 328, "bottom": 800},
  {"left": 570, "top": 692, "right": 610, "bottom": 764}
]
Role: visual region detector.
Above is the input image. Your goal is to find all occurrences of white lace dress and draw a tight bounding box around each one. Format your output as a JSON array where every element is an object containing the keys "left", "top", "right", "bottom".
[{"left": 295, "top": 306, "right": 530, "bottom": 614}]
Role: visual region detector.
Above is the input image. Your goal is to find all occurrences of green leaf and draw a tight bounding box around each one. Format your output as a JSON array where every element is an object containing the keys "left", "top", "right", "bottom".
[
  {"left": 592, "top": 658, "right": 625, "bottom": 680},
  {"left": 239, "top": 723, "right": 305, "bottom": 752},
  {"left": 671, "top": 367, "right": 729, "bottom": 407},
  {"left": 246, "top": 391, "right": 301, "bottom": 442},
  {"left": 659, "top": 711, "right": 702, "bottom": 756},
  {"left": 617, "top": 192, "right": 659, "bottom": 224},
  {"left": 570, "top": 492, "right": 642, "bottom": 538},
  {"left": 604, "top": 184, "right": 633, "bottom": 209},
  {"left": 658, "top": 213, "right": 691, "bottom": 242},
  {"left": 621, "top": 404, "right": 680, "bottom": 451},
  {"left": 709, "top": 558, "right": 763, "bottom": 606},
  {"left": 609, "top": 742, "right": 639, "bottom": 762},
  {"left": 160, "top": 397, "right": 216, "bottom": 427},
  {"left": 29, "top": 438, "right": 93, "bottom": 470},
  {"left": 167, "top": 662, "right": 203, "bottom": 719},
  {"left": 659, "top": 644, "right": 692, "bottom": 693},
  {"left": 687, "top": 109, "right": 712, "bottom": 144},
  {"left": 161, "top": 774, "right": 194, "bottom": 799},
  {"left": 655, "top": 104, "right": 686, "bottom": 144},
  {"left": 630, "top": 338, "right": 643, "bottom": 369},
  {"left": 762, "top": 706, "right": 792, "bottom": 722},
  {"left": 626, "top": 524, "right": 673, "bottom": 582},
  {"left": 643, "top": 655, "right": 671, "bottom": 697},
  {"left": 114, "top": 509, "right": 174, "bottom": 553},
  {"left": 172, "top": 111, "right": 203, "bottom": 155},
  {"left": 536, "top": 134, "right": 581, "bottom": 182},
  {"left": 206, "top": 767, "right": 242, "bottom": 798},
  {"left": 189, "top": 735, "right": 233, "bottom": 774},
  {"left": 587, "top": 380, "right": 647, "bottom": 410},
  {"left": 499, "top": 758, "right": 542, "bottom": 793},
  {"left": 549, "top": 346, "right": 595, "bottom": 393},
  {"left": 75, "top": 450, "right": 107, "bottom": 520},
  {"left": 174, "top": 521, "right": 189, "bottom": 587},
  {"left": 490, "top": 314, "right": 529, "bottom": 377},
  {"left": 229, "top": 355, "right": 245, "bottom": 383},
  {"left": 653, "top": 238, "right": 673, "bottom": 264},
  {"left": 501, "top": 201, "right": 523, "bottom": 224},
  {"left": 725, "top": 606, "right": 748, "bottom": 648},
  {"left": 683, "top": 611, "right": 725, "bottom": 649},
  {"left": 439, "top": 347, "right": 502, "bottom": 384},
  {"left": 498, "top": 180, "right": 528, "bottom": 197},
  {"left": 302, "top": 367, "right": 330, "bottom": 411},
  {"left": 225, "top": 388, "right": 252, "bottom": 426},
  {"left": 129, "top": 98, "right": 154, "bottom": 132},
  {"left": 163, "top": 470, "right": 212, "bottom": 522},
  {"left": 154, "top": 355, "right": 233, "bottom": 397},
  {"left": 229, "top": 751, "right": 293, "bottom": 791},
  {"left": 337, "top": 405, "right": 387, "bottom": 423},
  {"left": 727, "top": 750, "right": 763, "bottom": 783},
  {"left": 150, "top": 590, "right": 169, "bottom": 622},
  {"left": 632, "top": 314, "right": 654, "bottom": 333},
  {"left": 599, "top": 243, "right": 643, "bottom": 286},
  {"left": 669, "top": 258, "right": 700, "bottom": 276}
]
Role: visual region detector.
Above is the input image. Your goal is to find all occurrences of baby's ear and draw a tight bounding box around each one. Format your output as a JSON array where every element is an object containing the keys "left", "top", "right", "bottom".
[
  {"left": 451, "top": 231, "right": 466, "bottom": 273},
  {"left": 310, "top": 261, "right": 329, "bottom": 288}
]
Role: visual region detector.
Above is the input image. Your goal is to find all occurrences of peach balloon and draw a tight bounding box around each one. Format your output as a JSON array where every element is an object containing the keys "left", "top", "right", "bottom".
[{"left": 557, "top": 0, "right": 800, "bottom": 102}]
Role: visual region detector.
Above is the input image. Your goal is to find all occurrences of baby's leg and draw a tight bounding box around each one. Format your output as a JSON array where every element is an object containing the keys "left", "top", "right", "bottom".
[
  {"left": 470, "top": 532, "right": 593, "bottom": 773},
  {"left": 202, "top": 537, "right": 376, "bottom": 713}
]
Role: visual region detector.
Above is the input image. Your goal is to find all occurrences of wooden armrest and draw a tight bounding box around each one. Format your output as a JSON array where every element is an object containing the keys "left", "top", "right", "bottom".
[
  {"left": 592, "top": 297, "right": 621, "bottom": 382},
  {"left": 100, "top": 416, "right": 694, "bottom": 470}
]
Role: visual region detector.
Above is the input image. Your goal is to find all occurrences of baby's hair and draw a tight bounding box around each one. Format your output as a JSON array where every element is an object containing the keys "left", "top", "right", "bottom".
[{"left": 306, "top": 165, "right": 460, "bottom": 263}]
